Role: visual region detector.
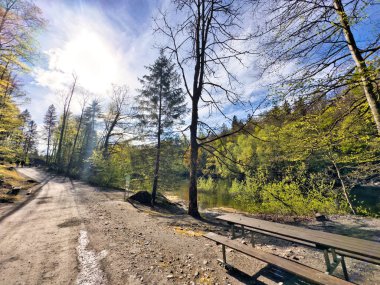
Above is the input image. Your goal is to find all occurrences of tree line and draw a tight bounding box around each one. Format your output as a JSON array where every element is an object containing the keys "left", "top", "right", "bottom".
[{"left": 1, "top": 0, "right": 379, "bottom": 218}]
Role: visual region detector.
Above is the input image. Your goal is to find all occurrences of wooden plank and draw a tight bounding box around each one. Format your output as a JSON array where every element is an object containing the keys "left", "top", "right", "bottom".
[
  {"left": 246, "top": 226, "right": 316, "bottom": 247},
  {"left": 245, "top": 226, "right": 380, "bottom": 265},
  {"left": 204, "top": 232, "right": 353, "bottom": 285},
  {"left": 229, "top": 215, "right": 379, "bottom": 259},
  {"left": 218, "top": 214, "right": 380, "bottom": 262}
]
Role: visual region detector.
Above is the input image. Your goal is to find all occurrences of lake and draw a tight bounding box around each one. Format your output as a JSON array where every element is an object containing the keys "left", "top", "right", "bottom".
[{"left": 164, "top": 179, "right": 237, "bottom": 210}]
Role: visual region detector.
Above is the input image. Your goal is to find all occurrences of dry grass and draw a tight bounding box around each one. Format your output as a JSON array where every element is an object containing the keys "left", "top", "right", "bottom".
[
  {"left": 0, "top": 165, "right": 37, "bottom": 203},
  {"left": 0, "top": 166, "right": 27, "bottom": 185},
  {"left": 173, "top": 226, "right": 204, "bottom": 237}
]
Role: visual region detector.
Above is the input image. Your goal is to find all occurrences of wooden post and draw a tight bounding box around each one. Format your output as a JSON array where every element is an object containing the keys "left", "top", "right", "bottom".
[
  {"left": 341, "top": 256, "right": 349, "bottom": 281},
  {"left": 222, "top": 245, "right": 227, "bottom": 264},
  {"left": 250, "top": 231, "right": 255, "bottom": 247},
  {"left": 323, "top": 250, "right": 331, "bottom": 273},
  {"left": 331, "top": 248, "right": 338, "bottom": 263}
]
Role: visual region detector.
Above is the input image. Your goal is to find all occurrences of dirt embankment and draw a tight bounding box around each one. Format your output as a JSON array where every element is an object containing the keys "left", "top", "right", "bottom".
[{"left": 0, "top": 165, "right": 38, "bottom": 203}]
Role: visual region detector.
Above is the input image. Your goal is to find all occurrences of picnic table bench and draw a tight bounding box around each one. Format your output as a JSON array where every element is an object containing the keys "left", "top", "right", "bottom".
[
  {"left": 204, "top": 232, "right": 352, "bottom": 285},
  {"left": 204, "top": 213, "right": 380, "bottom": 284}
]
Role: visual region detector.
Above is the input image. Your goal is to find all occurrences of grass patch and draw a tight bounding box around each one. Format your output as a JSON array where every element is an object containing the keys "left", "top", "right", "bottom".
[
  {"left": 0, "top": 193, "right": 20, "bottom": 203},
  {"left": 0, "top": 165, "right": 37, "bottom": 203}
]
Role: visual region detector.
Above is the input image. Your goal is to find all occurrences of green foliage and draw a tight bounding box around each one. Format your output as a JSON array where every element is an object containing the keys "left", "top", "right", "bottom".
[
  {"left": 135, "top": 51, "right": 186, "bottom": 137},
  {"left": 198, "top": 177, "right": 216, "bottom": 192},
  {"left": 88, "top": 145, "right": 131, "bottom": 188},
  {"left": 198, "top": 86, "right": 379, "bottom": 216},
  {"left": 231, "top": 167, "right": 342, "bottom": 215}
]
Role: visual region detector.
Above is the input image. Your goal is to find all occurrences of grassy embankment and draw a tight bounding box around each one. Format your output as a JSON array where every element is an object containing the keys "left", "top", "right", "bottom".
[{"left": 0, "top": 165, "right": 37, "bottom": 203}]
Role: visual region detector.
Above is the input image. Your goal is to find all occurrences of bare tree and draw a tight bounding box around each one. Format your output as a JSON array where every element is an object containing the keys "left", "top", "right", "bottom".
[
  {"left": 156, "top": 0, "right": 255, "bottom": 217},
  {"left": 65, "top": 88, "right": 90, "bottom": 175},
  {"left": 55, "top": 74, "right": 77, "bottom": 171},
  {"left": 101, "top": 85, "right": 130, "bottom": 157},
  {"left": 252, "top": 0, "right": 380, "bottom": 134}
]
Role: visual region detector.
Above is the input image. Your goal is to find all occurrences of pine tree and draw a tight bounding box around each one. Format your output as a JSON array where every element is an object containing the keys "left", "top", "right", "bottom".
[
  {"left": 22, "top": 119, "right": 37, "bottom": 162},
  {"left": 135, "top": 51, "right": 187, "bottom": 205},
  {"left": 80, "top": 99, "right": 101, "bottom": 179},
  {"left": 43, "top": 104, "right": 57, "bottom": 164}
]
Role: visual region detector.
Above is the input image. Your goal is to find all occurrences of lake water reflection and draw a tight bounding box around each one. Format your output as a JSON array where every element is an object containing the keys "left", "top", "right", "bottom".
[{"left": 164, "top": 179, "right": 237, "bottom": 210}]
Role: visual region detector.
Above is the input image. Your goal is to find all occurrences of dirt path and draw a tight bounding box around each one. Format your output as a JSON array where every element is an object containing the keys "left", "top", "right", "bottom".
[
  {"left": 0, "top": 168, "right": 379, "bottom": 285},
  {"left": 0, "top": 168, "right": 106, "bottom": 285}
]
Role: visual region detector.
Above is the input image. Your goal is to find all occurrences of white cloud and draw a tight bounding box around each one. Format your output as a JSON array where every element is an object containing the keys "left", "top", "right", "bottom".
[{"left": 28, "top": 0, "right": 161, "bottom": 122}]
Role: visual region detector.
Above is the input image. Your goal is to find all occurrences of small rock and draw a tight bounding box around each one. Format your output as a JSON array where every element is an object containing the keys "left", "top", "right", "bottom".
[
  {"left": 194, "top": 271, "right": 199, "bottom": 277},
  {"left": 203, "top": 260, "right": 208, "bottom": 265},
  {"left": 315, "top": 213, "right": 329, "bottom": 222},
  {"left": 293, "top": 255, "right": 304, "bottom": 260},
  {"left": 167, "top": 274, "right": 174, "bottom": 279}
]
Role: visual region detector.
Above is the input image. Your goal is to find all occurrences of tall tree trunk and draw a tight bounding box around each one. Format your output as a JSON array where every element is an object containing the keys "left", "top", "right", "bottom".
[
  {"left": 56, "top": 76, "right": 77, "bottom": 171},
  {"left": 56, "top": 114, "right": 67, "bottom": 170},
  {"left": 23, "top": 138, "right": 30, "bottom": 161},
  {"left": 334, "top": 0, "right": 380, "bottom": 135},
  {"left": 151, "top": 127, "right": 161, "bottom": 206},
  {"left": 46, "top": 128, "right": 51, "bottom": 164},
  {"left": 151, "top": 79, "right": 163, "bottom": 206},
  {"left": 330, "top": 155, "right": 356, "bottom": 214},
  {"left": 188, "top": 95, "right": 201, "bottom": 218},
  {"left": 103, "top": 113, "right": 119, "bottom": 157},
  {"left": 66, "top": 110, "right": 84, "bottom": 176}
]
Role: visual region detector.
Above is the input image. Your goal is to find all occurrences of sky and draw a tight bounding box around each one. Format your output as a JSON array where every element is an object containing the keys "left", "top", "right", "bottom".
[
  {"left": 22, "top": 0, "right": 272, "bottom": 133},
  {"left": 25, "top": 0, "right": 169, "bottom": 122},
  {"left": 21, "top": 0, "right": 380, "bottom": 137}
]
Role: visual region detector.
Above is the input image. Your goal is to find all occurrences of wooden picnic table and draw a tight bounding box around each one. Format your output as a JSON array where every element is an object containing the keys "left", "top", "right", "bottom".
[{"left": 217, "top": 213, "right": 380, "bottom": 280}]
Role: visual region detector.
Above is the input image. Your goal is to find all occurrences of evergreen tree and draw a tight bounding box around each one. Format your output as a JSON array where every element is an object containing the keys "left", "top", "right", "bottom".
[
  {"left": 80, "top": 99, "right": 101, "bottom": 179},
  {"left": 22, "top": 119, "right": 37, "bottom": 162},
  {"left": 135, "top": 51, "right": 187, "bottom": 205},
  {"left": 43, "top": 104, "right": 57, "bottom": 164}
]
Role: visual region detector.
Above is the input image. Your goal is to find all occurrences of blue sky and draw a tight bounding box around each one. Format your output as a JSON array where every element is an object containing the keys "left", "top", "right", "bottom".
[
  {"left": 24, "top": 0, "right": 271, "bottom": 133},
  {"left": 25, "top": 0, "right": 168, "bottom": 125},
  {"left": 21, "top": 0, "right": 380, "bottom": 135}
]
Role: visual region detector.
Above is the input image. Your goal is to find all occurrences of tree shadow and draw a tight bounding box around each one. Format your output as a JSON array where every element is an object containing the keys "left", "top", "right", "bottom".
[
  {"left": 226, "top": 264, "right": 313, "bottom": 285},
  {"left": 301, "top": 219, "right": 380, "bottom": 242}
]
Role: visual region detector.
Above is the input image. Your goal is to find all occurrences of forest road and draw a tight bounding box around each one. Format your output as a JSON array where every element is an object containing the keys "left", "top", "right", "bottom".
[{"left": 0, "top": 168, "right": 106, "bottom": 285}]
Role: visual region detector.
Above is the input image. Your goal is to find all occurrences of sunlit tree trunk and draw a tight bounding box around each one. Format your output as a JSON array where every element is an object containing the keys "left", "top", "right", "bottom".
[
  {"left": 151, "top": 86, "right": 162, "bottom": 206},
  {"left": 333, "top": 0, "right": 380, "bottom": 135}
]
